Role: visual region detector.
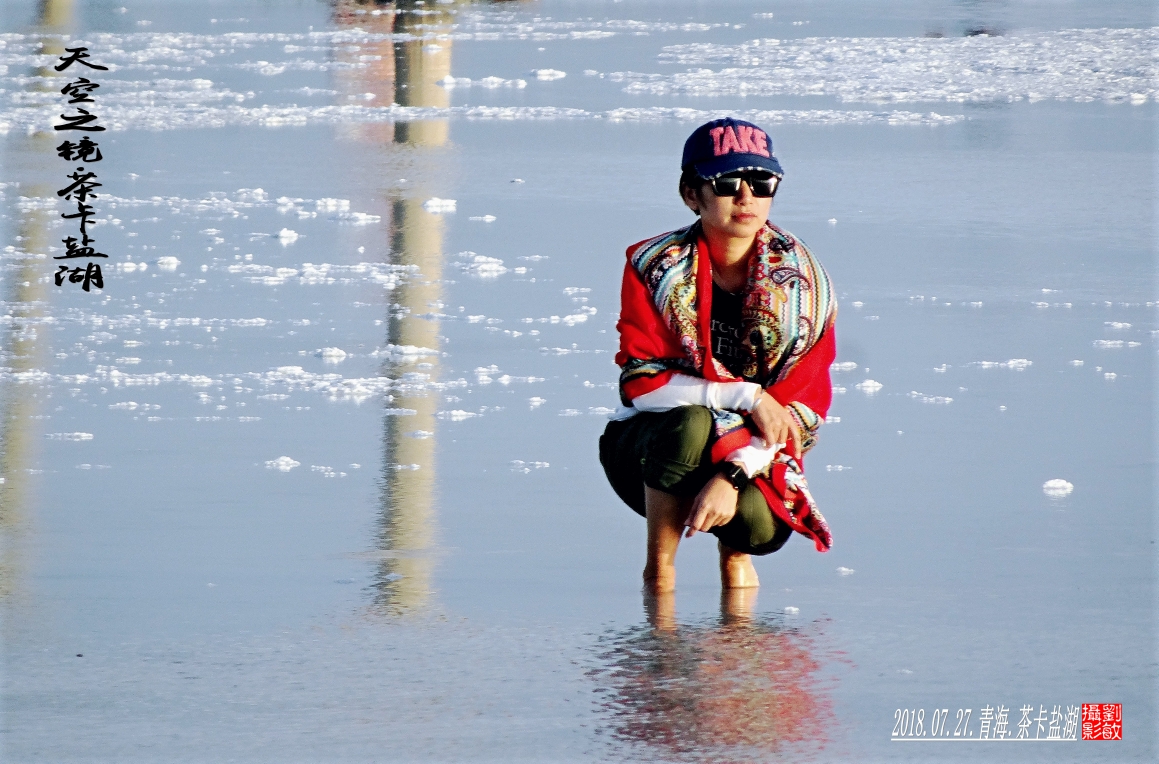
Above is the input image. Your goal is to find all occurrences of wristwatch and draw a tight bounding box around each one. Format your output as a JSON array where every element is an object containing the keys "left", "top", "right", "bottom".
[{"left": 719, "top": 462, "right": 749, "bottom": 492}]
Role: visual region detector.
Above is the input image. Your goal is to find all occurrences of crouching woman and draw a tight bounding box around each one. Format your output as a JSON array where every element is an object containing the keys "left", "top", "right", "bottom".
[{"left": 599, "top": 118, "right": 838, "bottom": 593}]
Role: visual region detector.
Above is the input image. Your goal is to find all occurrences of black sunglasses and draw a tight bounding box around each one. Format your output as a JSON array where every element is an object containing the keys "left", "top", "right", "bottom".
[{"left": 706, "top": 172, "right": 780, "bottom": 198}]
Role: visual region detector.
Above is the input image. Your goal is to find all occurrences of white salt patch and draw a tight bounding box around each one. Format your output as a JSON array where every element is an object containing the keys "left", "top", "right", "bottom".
[
  {"left": 1105, "top": 322, "right": 1131, "bottom": 329},
  {"left": 336, "top": 211, "right": 381, "bottom": 225},
  {"left": 468, "top": 215, "right": 497, "bottom": 222},
  {"left": 529, "top": 397, "right": 546, "bottom": 409},
  {"left": 510, "top": 460, "right": 550, "bottom": 473},
  {"left": 837, "top": 567, "right": 855, "bottom": 576},
  {"left": 449, "top": 75, "right": 527, "bottom": 89},
  {"left": 558, "top": 409, "right": 582, "bottom": 417},
  {"left": 972, "top": 359, "right": 1032, "bottom": 370},
  {"left": 850, "top": 301, "right": 864, "bottom": 308},
  {"left": 830, "top": 361, "right": 857, "bottom": 372},
  {"left": 463, "top": 255, "right": 508, "bottom": 278},
  {"left": 422, "top": 197, "right": 456, "bottom": 213},
  {"left": 855, "top": 379, "right": 883, "bottom": 394},
  {"left": 1104, "top": 372, "right": 1117, "bottom": 380},
  {"left": 373, "top": 344, "right": 438, "bottom": 360},
  {"left": 156, "top": 256, "right": 180, "bottom": 270},
  {"left": 908, "top": 390, "right": 953, "bottom": 404},
  {"left": 265, "top": 456, "right": 300, "bottom": 472},
  {"left": 825, "top": 416, "right": 840, "bottom": 423},
  {"left": 826, "top": 465, "right": 850, "bottom": 471},
  {"left": 406, "top": 430, "right": 433, "bottom": 439},
  {"left": 317, "top": 347, "right": 347, "bottom": 362},
  {"left": 533, "top": 69, "right": 567, "bottom": 80},
  {"left": 47, "top": 432, "right": 94, "bottom": 441},
  {"left": 437, "top": 410, "right": 478, "bottom": 421},
  {"left": 277, "top": 228, "right": 299, "bottom": 244},
  {"left": 315, "top": 198, "right": 350, "bottom": 212},
  {"left": 1071, "top": 360, "right": 1084, "bottom": 366},
  {"left": 827, "top": 218, "right": 837, "bottom": 225},
  {"left": 783, "top": 606, "right": 799, "bottom": 615},
  {"left": 1042, "top": 479, "right": 1073, "bottom": 498},
  {"left": 589, "top": 406, "right": 616, "bottom": 416},
  {"left": 392, "top": 464, "right": 420, "bottom": 471},
  {"left": 1094, "top": 340, "right": 1125, "bottom": 348}
]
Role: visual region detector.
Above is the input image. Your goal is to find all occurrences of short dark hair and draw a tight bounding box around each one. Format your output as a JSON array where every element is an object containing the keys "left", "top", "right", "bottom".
[{"left": 679, "top": 167, "right": 706, "bottom": 214}]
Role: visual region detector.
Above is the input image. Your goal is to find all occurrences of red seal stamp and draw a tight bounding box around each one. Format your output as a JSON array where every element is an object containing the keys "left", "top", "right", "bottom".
[{"left": 1081, "top": 704, "right": 1122, "bottom": 740}]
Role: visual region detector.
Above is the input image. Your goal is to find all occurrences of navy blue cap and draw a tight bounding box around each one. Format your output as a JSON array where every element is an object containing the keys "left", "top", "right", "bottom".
[{"left": 681, "top": 118, "right": 784, "bottom": 179}]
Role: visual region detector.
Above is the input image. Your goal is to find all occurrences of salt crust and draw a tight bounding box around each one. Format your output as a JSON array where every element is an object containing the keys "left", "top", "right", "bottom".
[
  {"left": 970, "top": 359, "right": 1032, "bottom": 370},
  {"left": 3, "top": 25, "right": 1147, "bottom": 134},
  {"left": 625, "top": 27, "right": 1157, "bottom": 103}
]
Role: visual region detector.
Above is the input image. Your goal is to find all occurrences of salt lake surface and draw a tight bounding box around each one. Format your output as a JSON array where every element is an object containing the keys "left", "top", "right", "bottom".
[{"left": 0, "top": 0, "right": 1155, "bottom": 761}]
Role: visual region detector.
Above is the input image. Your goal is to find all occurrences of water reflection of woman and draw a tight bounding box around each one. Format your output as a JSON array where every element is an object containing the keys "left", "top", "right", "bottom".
[
  {"left": 592, "top": 591, "right": 834, "bottom": 761},
  {"left": 600, "top": 118, "right": 838, "bottom": 593}
]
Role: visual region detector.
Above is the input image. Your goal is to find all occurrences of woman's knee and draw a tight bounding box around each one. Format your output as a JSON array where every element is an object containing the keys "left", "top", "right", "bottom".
[
  {"left": 648, "top": 405, "right": 713, "bottom": 462},
  {"left": 640, "top": 405, "right": 715, "bottom": 493}
]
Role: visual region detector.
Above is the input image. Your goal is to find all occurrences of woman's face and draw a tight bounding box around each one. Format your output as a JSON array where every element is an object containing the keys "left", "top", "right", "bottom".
[{"left": 683, "top": 177, "right": 772, "bottom": 242}]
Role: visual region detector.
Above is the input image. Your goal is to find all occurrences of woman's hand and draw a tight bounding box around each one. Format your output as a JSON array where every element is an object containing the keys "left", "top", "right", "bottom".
[
  {"left": 751, "top": 391, "right": 802, "bottom": 460},
  {"left": 684, "top": 474, "right": 739, "bottom": 537}
]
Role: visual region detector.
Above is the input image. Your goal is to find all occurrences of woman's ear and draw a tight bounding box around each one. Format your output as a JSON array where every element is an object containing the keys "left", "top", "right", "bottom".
[{"left": 680, "top": 183, "right": 701, "bottom": 215}]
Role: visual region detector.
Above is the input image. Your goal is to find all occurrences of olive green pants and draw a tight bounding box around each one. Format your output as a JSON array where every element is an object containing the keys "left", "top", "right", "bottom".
[{"left": 599, "top": 405, "right": 791, "bottom": 556}]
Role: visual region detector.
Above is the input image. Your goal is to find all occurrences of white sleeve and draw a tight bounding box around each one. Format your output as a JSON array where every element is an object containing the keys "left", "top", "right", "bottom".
[
  {"left": 630, "top": 373, "right": 762, "bottom": 413},
  {"left": 725, "top": 436, "right": 784, "bottom": 478}
]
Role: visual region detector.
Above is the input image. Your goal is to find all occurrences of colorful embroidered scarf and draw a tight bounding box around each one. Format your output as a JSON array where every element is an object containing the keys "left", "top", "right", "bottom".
[{"left": 618, "top": 220, "right": 836, "bottom": 551}]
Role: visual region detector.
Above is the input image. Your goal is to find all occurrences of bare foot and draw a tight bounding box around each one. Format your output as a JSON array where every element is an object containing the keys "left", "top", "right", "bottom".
[
  {"left": 719, "top": 542, "right": 760, "bottom": 589},
  {"left": 642, "top": 563, "right": 676, "bottom": 593}
]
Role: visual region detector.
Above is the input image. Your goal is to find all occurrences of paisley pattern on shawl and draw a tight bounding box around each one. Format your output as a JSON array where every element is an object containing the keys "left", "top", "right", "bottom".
[
  {"left": 617, "top": 220, "right": 836, "bottom": 552},
  {"left": 620, "top": 220, "right": 834, "bottom": 400}
]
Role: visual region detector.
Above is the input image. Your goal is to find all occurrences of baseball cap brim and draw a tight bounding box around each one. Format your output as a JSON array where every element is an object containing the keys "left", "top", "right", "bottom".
[{"left": 689, "top": 152, "right": 784, "bottom": 180}]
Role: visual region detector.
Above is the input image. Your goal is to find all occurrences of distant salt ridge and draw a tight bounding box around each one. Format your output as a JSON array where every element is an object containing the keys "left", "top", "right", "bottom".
[
  {"left": 0, "top": 102, "right": 963, "bottom": 133},
  {"left": 627, "top": 27, "right": 1157, "bottom": 103}
]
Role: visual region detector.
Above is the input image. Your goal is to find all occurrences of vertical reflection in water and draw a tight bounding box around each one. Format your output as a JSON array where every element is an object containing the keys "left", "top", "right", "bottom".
[
  {"left": 591, "top": 592, "right": 838, "bottom": 762},
  {"left": 0, "top": 0, "right": 71, "bottom": 600},
  {"left": 331, "top": 1, "right": 455, "bottom": 613}
]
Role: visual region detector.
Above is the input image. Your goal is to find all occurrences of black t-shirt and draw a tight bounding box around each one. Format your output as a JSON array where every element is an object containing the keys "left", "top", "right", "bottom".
[{"left": 710, "top": 280, "right": 747, "bottom": 378}]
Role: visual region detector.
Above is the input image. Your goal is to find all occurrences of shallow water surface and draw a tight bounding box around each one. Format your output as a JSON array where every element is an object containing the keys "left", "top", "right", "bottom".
[{"left": 1, "top": 0, "right": 1155, "bottom": 761}]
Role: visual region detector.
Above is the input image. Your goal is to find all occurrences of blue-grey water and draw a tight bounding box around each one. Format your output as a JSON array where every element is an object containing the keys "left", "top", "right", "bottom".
[{"left": 1, "top": 1, "right": 1155, "bottom": 761}]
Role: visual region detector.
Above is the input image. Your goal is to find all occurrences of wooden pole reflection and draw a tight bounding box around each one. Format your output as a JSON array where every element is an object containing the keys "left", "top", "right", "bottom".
[
  {"left": 331, "top": 0, "right": 456, "bottom": 613},
  {"left": 1, "top": 0, "right": 71, "bottom": 599}
]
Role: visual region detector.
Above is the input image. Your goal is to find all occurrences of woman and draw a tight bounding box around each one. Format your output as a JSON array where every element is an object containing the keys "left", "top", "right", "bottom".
[{"left": 599, "top": 118, "right": 837, "bottom": 593}]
